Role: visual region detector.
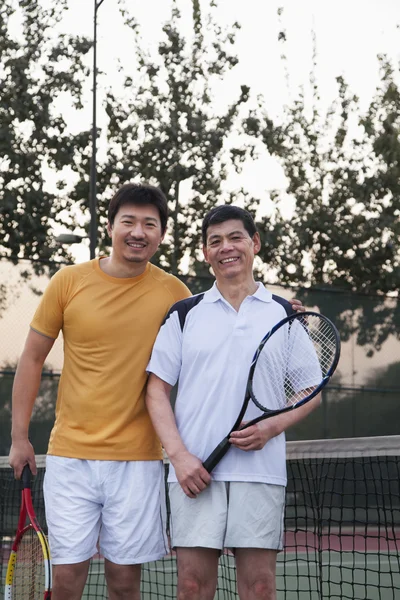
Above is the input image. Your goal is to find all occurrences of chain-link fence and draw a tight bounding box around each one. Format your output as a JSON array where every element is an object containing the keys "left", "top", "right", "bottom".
[{"left": 0, "top": 258, "right": 399, "bottom": 455}]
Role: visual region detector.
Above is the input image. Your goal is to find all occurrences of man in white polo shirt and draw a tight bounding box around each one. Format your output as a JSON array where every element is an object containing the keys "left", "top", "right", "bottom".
[{"left": 145, "top": 205, "right": 320, "bottom": 600}]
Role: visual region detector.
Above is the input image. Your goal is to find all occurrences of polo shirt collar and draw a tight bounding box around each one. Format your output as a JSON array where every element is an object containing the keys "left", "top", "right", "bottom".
[
  {"left": 253, "top": 282, "right": 273, "bottom": 303},
  {"left": 203, "top": 281, "right": 273, "bottom": 303}
]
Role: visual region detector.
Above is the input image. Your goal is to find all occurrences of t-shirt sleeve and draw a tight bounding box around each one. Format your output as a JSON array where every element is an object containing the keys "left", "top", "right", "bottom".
[
  {"left": 147, "top": 307, "right": 183, "bottom": 386},
  {"left": 30, "top": 269, "right": 66, "bottom": 339},
  {"left": 170, "top": 277, "right": 191, "bottom": 303}
]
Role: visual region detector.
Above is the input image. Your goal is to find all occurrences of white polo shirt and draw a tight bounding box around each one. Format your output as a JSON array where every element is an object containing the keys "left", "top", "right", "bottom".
[{"left": 147, "top": 282, "right": 296, "bottom": 486}]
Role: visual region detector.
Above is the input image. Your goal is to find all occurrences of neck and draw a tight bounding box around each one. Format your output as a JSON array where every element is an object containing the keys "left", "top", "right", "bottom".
[
  {"left": 99, "top": 256, "right": 148, "bottom": 278},
  {"left": 216, "top": 277, "right": 258, "bottom": 311}
]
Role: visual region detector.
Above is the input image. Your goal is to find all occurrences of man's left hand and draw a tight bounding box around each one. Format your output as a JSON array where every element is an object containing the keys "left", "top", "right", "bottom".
[
  {"left": 229, "top": 419, "right": 280, "bottom": 451},
  {"left": 290, "top": 298, "right": 305, "bottom": 312}
]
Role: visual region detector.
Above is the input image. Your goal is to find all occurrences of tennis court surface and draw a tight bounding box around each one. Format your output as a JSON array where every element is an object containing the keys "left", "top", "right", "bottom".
[{"left": 1, "top": 436, "right": 399, "bottom": 599}]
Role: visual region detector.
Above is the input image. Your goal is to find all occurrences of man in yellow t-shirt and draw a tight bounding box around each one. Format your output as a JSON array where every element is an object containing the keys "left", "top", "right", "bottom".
[{"left": 9, "top": 183, "right": 191, "bottom": 600}]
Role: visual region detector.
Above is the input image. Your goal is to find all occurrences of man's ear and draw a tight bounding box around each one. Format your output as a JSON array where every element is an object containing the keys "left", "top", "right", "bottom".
[
  {"left": 253, "top": 232, "right": 261, "bottom": 255},
  {"left": 107, "top": 222, "right": 112, "bottom": 237},
  {"left": 203, "top": 245, "right": 209, "bottom": 264}
]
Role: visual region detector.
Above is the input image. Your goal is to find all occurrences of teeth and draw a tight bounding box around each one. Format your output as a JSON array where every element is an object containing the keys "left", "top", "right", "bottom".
[
  {"left": 221, "top": 258, "right": 237, "bottom": 264},
  {"left": 127, "top": 243, "right": 145, "bottom": 248}
]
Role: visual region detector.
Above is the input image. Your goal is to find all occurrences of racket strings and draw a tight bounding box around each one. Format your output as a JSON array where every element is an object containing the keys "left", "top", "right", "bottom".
[
  {"left": 313, "top": 320, "right": 337, "bottom": 362},
  {"left": 12, "top": 527, "right": 45, "bottom": 599},
  {"left": 308, "top": 320, "right": 337, "bottom": 373},
  {"left": 252, "top": 315, "right": 338, "bottom": 411}
]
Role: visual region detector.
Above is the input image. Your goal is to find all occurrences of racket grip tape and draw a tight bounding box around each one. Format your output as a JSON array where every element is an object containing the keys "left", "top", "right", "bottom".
[
  {"left": 21, "top": 465, "right": 32, "bottom": 489},
  {"left": 202, "top": 437, "right": 231, "bottom": 473}
]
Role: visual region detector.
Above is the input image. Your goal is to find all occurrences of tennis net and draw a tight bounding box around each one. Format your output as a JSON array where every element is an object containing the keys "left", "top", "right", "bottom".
[{"left": 1, "top": 436, "right": 399, "bottom": 599}]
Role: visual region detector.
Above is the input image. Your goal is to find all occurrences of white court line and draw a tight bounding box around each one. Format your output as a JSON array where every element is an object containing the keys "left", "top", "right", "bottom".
[
  {"left": 277, "top": 559, "right": 399, "bottom": 568},
  {"left": 88, "top": 556, "right": 399, "bottom": 574}
]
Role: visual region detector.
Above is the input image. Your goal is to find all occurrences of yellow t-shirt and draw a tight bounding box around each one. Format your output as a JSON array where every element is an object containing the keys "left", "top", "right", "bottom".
[{"left": 30, "top": 258, "right": 191, "bottom": 460}]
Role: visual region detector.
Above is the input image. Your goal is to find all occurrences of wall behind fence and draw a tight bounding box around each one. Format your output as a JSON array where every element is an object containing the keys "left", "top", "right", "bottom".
[{"left": 0, "top": 260, "right": 64, "bottom": 370}]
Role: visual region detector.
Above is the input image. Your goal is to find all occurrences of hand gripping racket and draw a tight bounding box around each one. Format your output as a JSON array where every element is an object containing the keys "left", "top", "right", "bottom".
[
  {"left": 203, "top": 311, "right": 340, "bottom": 473},
  {"left": 5, "top": 465, "right": 52, "bottom": 599}
]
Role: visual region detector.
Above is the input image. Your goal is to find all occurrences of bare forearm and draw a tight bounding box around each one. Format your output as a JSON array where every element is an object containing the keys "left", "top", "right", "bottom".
[
  {"left": 265, "top": 394, "right": 321, "bottom": 438},
  {"left": 146, "top": 374, "right": 211, "bottom": 497},
  {"left": 230, "top": 394, "right": 321, "bottom": 451},
  {"left": 9, "top": 329, "right": 54, "bottom": 477},
  {"left": 145, "top": 381, "right": 188, "bottom": 460},
  {"left": 10, "top": 352, "right": 45, "bottom": 478},
  {"left": 11, "top": 352, "right": 44, "bottom": 440}
]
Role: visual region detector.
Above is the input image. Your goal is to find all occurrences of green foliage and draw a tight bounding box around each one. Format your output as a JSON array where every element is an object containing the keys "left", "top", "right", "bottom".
[
  {"left": 0, "top": 0, "right": 91, "bottom": 287},
  {"left": 247, "top": 59, "right": 400, "bottom": 295},
  {"left": 91, "top": 0, "right": 254, "bottom": 274},
  {"left": 1, "top": 0, "right": 398, "bottom": 358},
  {"left": 245, "top": 17, "right": 400, "bottom": 352}
]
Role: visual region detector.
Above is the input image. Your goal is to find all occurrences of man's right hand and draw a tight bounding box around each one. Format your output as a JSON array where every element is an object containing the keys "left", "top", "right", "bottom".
[
  {"left": 9, "top": 439, "right": 37, "bottom": 479},
  {"left": 171, "top": 451, "right": 211, "bottom": 499}
]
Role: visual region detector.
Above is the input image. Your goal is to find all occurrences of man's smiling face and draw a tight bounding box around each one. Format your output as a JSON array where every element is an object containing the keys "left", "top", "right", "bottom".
[
  {"left": 107, "top": 203, "right": 164, "bottom": 266},
  {"left": 203, "top": 219, "right": 261, "bottom": 281}
]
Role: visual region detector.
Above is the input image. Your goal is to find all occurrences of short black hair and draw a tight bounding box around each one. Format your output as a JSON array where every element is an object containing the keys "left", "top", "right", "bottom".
[
  {"left": 108, "top": 183, "right": 168, "bottom": 234},
  {"left": 202, "top": 205, "right": 257, "bottom": 245}
]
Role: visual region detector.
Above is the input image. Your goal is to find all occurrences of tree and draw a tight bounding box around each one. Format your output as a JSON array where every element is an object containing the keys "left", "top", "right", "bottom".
[
  {"left": 0, "top": 0, "right": 92, "bottom": 312},
  {"left": 244, "top": 20, "right": 400, "bottom": 353},
  {"left": 249, "top": 61, "right": 400, "bottom": 293},
  {"left": 87, "top": 0, "right": 254, "bottom": 281}
]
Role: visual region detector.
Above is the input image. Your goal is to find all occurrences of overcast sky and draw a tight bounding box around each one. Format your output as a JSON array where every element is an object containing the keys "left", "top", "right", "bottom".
[{"left": 60, "top": 0, "right": 400, "bottom": 114}]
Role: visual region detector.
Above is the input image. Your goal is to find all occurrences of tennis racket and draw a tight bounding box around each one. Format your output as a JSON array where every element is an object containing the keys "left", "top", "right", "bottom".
[
  {"left": 4, "top": 465, "right": 52, "bottom": 600},
  {"left": 203, "top": 311, "right": 340, "bottom": 473}
]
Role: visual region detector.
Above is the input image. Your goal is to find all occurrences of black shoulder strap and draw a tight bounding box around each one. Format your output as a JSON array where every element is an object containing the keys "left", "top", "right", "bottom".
[
  {"left": 163, "top": 293, "right": 205, "bottom": 331},
  {"left": 272, "top": 294, "right": 296, "bottom": 317}
]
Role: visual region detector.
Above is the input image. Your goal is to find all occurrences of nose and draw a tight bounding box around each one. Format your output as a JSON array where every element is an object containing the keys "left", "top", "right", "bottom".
[
  {"left": 220, "top": 238, "right": 234, "bottom": 252},
  {"left": 129, "top": 223, "right": 145, "bottom": 238}
]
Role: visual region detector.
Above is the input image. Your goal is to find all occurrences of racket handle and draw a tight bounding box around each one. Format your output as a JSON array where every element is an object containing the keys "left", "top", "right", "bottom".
[
  {"left": 21, "top": 464, "right": 32, "bottom": 489},
  {"left": 202, "top": 437, "right": 231, "bottom": 473}
]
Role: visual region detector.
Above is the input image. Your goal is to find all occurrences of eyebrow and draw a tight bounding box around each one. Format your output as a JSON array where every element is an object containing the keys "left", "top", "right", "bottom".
[
  {"left": 119, "top": 214, "right": 159, "bottom": 223},
  {"left": 208, "top": 230, "right": 245, "bottom": 241}
]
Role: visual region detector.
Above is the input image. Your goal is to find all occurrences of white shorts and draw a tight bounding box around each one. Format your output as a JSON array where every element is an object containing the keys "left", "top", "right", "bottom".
[
  {"left": 44, "top": 456, "right": 168, "bottom": 565},
  {"left": 169, "top": 481, "right": 285, "bottom": 551}
]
